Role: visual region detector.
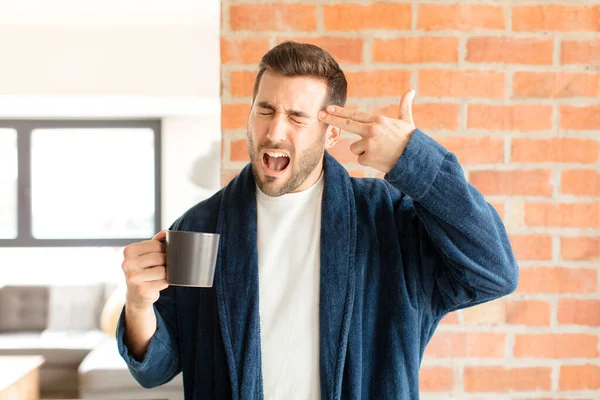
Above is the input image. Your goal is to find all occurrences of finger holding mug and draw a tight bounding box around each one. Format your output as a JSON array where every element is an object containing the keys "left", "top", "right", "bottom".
[{"left": 121, "top": 230, "right": 169, "bottom": 311}]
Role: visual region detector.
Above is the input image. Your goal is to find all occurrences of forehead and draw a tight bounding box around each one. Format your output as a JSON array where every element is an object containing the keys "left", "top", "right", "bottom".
[{"left": 256, "top": 69, "right": 327, "bottom": 111}]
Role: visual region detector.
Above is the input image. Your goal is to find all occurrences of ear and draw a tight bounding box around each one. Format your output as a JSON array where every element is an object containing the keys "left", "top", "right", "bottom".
[{"left": 324, "top": 126, "right": 341, "bottom": 149}]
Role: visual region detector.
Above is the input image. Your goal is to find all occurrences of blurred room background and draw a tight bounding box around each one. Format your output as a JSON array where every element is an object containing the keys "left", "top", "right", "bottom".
[
  {"left": 1, "top": 0, "right": 599, "bottom": 399},
  {"left": 0, "top": 0, "right": 221, "bottom": 285}
]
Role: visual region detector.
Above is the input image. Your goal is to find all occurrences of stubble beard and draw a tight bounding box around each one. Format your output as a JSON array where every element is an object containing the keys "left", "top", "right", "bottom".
[{"left": 247, "top": 129, "right": 325, "bottom": 197}]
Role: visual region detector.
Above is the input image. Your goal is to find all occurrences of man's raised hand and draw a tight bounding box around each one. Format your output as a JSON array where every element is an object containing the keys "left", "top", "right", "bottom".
[{"left": 318, "top": 89, "right": 417, "bottom": 174}]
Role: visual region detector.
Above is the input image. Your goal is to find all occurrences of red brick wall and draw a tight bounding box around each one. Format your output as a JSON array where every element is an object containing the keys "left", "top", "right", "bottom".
[{"left": 221, "top": 1, "right": 600, "bottom": 396}]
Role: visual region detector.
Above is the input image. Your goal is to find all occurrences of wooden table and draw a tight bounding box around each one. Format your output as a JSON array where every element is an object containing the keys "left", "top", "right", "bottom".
[{"left": 0, "top": 356, "right": 45, "bottom": 400}]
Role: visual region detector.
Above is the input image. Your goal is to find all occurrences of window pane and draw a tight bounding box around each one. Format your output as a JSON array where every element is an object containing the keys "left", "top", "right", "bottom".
[
  {"left": 0, "top": 129, "right": 18, "bottom": 239},
  {"left": 1, "top": 246, "right": 125, "bottom": 285},
  {"left": 31, "top": 128, "right": 155, "bottom": 239}
]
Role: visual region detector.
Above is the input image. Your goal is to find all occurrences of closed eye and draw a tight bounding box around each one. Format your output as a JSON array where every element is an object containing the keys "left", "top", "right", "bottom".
[
  {"left": 290, "top": 117, "right": 305, "bottom": 125},
  {"left": 258, "top": 111, "right": 305, "bottom": 125}
]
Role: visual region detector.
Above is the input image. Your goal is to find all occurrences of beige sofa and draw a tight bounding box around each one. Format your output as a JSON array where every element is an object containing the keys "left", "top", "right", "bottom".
[
  {"left": 0, "top": 284, "right": 183, "bottom": 399},
  {"left": 78, "top": 339, "right": 183, "bottom": 400}
]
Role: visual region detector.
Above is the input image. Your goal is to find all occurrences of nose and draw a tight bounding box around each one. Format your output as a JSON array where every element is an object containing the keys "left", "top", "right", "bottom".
[{"left": 267, "top": 115, "right": 288, "bottom": 143}]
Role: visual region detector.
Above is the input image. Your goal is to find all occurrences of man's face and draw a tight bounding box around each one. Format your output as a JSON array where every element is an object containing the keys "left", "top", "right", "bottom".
[{"left": 247, "top": 69, "right": 336, "bottom": 197}]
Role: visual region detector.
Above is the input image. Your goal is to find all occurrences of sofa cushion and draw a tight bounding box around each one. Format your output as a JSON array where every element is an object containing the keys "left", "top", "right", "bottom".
[
  {"left": 79, "top": 339, "right": 183, "bottom": 393},
  {"left": 0, "top": 283, "right": 116, "bottom": 332},
  {"left": 0, "top": 285, "right": 49, "bottom": 332},
  {"left": 47, "top": 284, "right": 108, "bottom": 331}
]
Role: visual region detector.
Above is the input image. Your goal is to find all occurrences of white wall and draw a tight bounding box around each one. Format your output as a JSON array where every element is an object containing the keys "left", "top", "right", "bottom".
[{"left": 0, "top": 0, "right": 222, "bottom": 284}]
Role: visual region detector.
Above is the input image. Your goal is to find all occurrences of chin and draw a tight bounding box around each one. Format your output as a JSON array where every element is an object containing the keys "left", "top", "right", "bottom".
[{"left": 257, "top": 173, "right": 292, "bottom": 197}]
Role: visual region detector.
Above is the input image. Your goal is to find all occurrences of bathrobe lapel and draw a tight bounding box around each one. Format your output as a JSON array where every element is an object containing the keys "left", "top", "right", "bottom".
[{"left": 214, "top": 152, "right": 356, "bottom": 400}]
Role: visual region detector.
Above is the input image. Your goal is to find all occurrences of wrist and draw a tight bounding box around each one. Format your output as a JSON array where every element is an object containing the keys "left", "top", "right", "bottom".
[{"left": 125, "top": 300, "right": 154, "bottom": 316}]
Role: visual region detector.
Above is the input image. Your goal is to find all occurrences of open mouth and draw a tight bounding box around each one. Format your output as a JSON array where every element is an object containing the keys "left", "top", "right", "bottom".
[{"left": 262, "top": 151, "right": 290, "bottom": 175}]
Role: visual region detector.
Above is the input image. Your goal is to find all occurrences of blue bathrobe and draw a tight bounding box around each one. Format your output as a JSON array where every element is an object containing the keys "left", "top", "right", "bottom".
[{"left": 116, "top": 129, "right": 519, "bottom": 399}]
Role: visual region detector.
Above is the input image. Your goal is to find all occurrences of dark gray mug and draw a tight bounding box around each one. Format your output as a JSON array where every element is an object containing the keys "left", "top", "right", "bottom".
[{"left": 165, "top": 230, "right": 220, "bottom": 287}]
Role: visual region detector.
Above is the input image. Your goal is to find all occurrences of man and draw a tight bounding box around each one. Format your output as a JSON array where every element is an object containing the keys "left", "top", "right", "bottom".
[{"left": 118, "top": 42, "right": 518, "bottom": 399}]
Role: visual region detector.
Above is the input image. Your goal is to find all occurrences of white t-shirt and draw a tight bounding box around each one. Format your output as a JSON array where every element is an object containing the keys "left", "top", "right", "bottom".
[{"left": 256, "top": 173, "right": 324, "bottom": 399}]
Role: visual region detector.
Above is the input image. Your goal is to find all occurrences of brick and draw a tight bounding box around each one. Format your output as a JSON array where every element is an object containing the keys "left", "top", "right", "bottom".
[
  {"left": 230, "top": 4, "right": 317, "bottom": 31},
  {"left": 514, "top": 72, "right": 600, "bottom": 98},
  {"left": 276, "top": 37, "right": 363, "bottom": 64},
  {"left": 230, "top": 71, "right": 257, "bottom": 98},
  {"left": 437, "top": 137, "right": 504, "bottom": 165},
  {"left": 516, "top": 267, "right": 598, "bottom": 294},
  {"left": 418, "top": 4, "right": 505, "bottom": 31},
  {"left": 230, "top": 139, "right": 249, "bottom": 162},
  {"left": 221, "top": 169, "right": 241, "bottom": 187},
  {"left": 514, "top": 334, "right": 599, "bottom": 358},
  {"left": 513, "top": 138, "right": 599, "bottom": 164},
  {"left": 505, "top": 300, "right": 551, "bottom": 326},
  {"left": 562, "top": 40, "right": 600, "bottom": 65},
  {"left": 328, "top": 139, "right": 358, "bottom": 164},
  {"left": 467, "top": 105, "right": 553, "bottom": 132},
  {"left": 372, "top": 103, "right": 460, "bottom": 131},
  {"left": 489, "top": 201, "right": 505, "bottom": 220},
  {"left": 221, "top": 37, "right": 270, "bottom": 65},
  {"left": 439, "top": 312, "right": 459, "bottom": 325},
  {"left": 420, "top": 366, "right": 454, "bottom": 392},
  {"left": 561, "top": 170, "right": 600, "bottom": 196},
  {"left": 560, "top": 365, "right": 600, "bottom": 390},
  {"left": 525, "top": 203, "right": 600, "bottom": 228},
  {"left": 346, "top": 70, "right": 412, "bottom": 98},
  {"left": 324, "top": 3, "right": 411, "bottom": 31},
  {"left": 467, "top": 37, "right": 553, "bottom": 65},
  {"left": 470, "top": 170, "right": 553, "bottom": 197},
  {"left": 508, "top": 234, "right": 553, "bottom": 261},
  {"left": 561, "top": 237, "right": 600, "bottom": 261},
  {"left": 222, "top": 103, "right": 251, "bottom": 130},
  {"left": 464, "top": 367, "right": 551, "bottom": 392},
  {"left": 561, "top": 105, "right": 600, "bottom": 130},
  {"left": 521, "top": 397, "right": 596, "bottom": 400},
  {"left": 373, "top": 37, "right": 459, "bottom": 64},
  {"left": 513, "top": 5, "right": 600, "bottom": 32},
  {"left": 558, "top": 300, "right": 600, "bottom": 326},
  {"left": 419, "top": 70, "right": 504, "bottom": 98},
  {"left": 463, "top": 301, "right": 505, "bottom": 325},
  {"left": 424, "top": 332, "right": 505, "bottom": 358}
]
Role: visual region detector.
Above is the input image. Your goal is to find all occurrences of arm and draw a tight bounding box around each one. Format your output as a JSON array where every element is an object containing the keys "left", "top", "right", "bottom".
[
  {"left": 386, "top": 129, "right": 519, "bottom": 316},
  {"left": 318, "top": 91, "right": 518, "bottom": 318},
  {"left": 116, "top": 285, "right": 181, "bottom": 388},
  {"left": 115, "top": 228, "right": 182, "bottom": 388},
  {"left": 117, "top": 286, "right": 181, "bottom": 388}
]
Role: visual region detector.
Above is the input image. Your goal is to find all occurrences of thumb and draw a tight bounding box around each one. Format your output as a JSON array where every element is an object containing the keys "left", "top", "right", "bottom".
[{"left": 398, "top": 89, "right": 416, "bottom": 124}]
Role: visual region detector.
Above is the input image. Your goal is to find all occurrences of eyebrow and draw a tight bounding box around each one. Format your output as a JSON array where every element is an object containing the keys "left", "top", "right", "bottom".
[{"left": 257, "top": 101, "right": 311, "bottom": 119}]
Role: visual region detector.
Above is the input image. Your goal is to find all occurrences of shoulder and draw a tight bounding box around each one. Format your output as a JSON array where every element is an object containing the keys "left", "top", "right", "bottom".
[
  {"left": 349, "top": 176, "right": 416, "bottom": 217},
  {"left": 350, "top": 176, "right": 400, "bottom": 202},
  {"left": 170, "top": 188, "right": 224, "bottom": 232}
]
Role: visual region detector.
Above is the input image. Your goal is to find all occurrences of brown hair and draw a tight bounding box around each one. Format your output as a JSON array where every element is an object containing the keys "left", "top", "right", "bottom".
[{"left": 252, "top": 41, "right": 347, "bottom": 109}]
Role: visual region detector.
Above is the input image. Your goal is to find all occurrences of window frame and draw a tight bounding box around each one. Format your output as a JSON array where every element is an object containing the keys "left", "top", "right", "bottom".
[{"left": 0, "top": 119, "right": 162, "bottom": 247}]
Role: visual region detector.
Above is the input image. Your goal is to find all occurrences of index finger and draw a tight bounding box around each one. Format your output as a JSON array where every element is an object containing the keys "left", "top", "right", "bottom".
[
  {"left": 326, "top": 106, "right": 375, "bottom": 123},
  {"left": 152, "top": 229, "right": 167, "bottom": 242},
  {"left": 318, "top": 107, "right": 372, "bottom": 137},
  {"left": 123, "top": 239, "right": 164, "bottom": 258}
]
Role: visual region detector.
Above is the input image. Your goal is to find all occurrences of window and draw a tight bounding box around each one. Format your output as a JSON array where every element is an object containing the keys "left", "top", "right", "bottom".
[
  {"left": 0, "top": 120, "right": 161, "bottom": 247},
  {"left": 0, "top": 129, "right": 18, "bottom": 239}
]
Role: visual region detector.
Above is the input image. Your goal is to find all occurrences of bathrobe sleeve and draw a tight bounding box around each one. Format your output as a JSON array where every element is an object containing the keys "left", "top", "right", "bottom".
[
  {"left": 115, "top": 285, "right": 181, "bottom": 388},
  {"left": 384, "top": 129, "right": 519, "bottom": 317}
]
